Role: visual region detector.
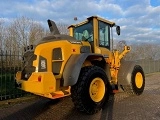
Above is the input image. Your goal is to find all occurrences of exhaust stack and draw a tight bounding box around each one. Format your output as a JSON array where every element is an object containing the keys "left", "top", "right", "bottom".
[{"left": 47, "top": 19, "right": 60, "bottom": 35}]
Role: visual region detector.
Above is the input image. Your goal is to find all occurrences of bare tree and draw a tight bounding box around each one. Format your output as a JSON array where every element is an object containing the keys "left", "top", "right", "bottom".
[
  {"left": 29, "top": 22, "right": 46, "bottom": 45},
  {"left": 57, "top": 22, "right": 69, "bottom": 35},
  {"left": 118, "top": 42, "right": 160, "bottom": 61},
  {"left": 1, "top": 16, "right": 70, "bottom": 53},
  {"left": 0, "top": 20, "right": 5, "bottom": 50},
  {"left": 116, "top": 40, "right": 127, "bottom": 52},
  {"left": 2, "top": 16, "right": 48, "bottom": 52}
]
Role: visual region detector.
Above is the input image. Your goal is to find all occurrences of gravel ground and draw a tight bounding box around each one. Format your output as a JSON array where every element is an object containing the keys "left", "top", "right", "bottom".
[{"left": 0, "top": 73, "right": 160, "bottom": 120}]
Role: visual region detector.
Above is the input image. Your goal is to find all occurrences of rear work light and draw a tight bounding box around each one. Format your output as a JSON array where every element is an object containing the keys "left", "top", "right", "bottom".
[{"left": 38, "top": 76, "right": 42, "bottom": 82}]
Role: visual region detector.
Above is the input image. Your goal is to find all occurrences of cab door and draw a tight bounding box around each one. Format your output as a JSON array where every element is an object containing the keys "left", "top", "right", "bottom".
[{"left": 94, "top": 20, "right": 111, "bottom": 56}]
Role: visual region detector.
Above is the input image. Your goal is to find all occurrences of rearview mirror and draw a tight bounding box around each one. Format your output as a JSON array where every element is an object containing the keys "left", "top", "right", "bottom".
[{"left": 116, "top": 26, "right": 120, "bottom": 35}]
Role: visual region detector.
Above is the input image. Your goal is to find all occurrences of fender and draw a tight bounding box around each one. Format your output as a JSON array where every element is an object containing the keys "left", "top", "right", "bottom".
[
  {"left": 117, "top": 60, "right": 137, "bottom": 86},
  {"left": 62, "top": 53, "right": 107, "bottom": 86}
]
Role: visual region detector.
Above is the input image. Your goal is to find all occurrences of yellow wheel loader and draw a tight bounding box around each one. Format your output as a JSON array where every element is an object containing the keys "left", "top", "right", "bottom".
[{"left": 15, "top": 16, "right": 145, "bottom": 114}]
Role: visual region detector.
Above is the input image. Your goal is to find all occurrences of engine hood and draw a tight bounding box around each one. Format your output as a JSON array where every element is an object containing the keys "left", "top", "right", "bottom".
[{"left": 34, "top": 34, "right": 77, "bottom": 46}]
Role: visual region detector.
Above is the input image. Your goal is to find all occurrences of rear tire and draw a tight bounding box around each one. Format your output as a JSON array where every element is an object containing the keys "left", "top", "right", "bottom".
[
  {"left": 122, "top": 65, "right": 145, "bottom": 95},
  {"left": 71, "top": 66, "right": 110, "bottom": 114}
]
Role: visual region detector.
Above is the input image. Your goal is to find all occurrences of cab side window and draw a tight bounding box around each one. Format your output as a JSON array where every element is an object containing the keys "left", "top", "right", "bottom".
[{"left": 99, "top": 21, "right": 110, "bottom": 49}]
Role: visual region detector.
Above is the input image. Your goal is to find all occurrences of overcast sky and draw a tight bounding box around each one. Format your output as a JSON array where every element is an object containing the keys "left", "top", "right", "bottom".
[{"left": 0, "top": 0, "right": 160, "bottom": 44}]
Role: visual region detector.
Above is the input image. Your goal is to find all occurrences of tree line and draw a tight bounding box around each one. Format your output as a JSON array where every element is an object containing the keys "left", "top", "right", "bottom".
[
  {"left": 116, "top": 40, "right": 160, "bottom": 60},
  {"left": 0, "top": 16, "right": 68, "bottom": 53}
]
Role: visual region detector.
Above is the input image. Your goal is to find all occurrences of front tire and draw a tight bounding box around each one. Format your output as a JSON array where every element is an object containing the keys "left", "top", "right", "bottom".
[
  {"left": 123, "top": 65, "right": 145, "bottom": 95},
  {"left": 71, "top": 66, "right": 110, "bottom": 114},
  {"left": 131, "top": 65, "right": 145, "bottom": 95}
]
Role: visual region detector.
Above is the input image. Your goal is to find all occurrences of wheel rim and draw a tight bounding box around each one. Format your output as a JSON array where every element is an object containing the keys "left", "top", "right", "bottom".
[
  {"left": 135, "top": 72, "right": 143, "bottom": 88},
  {"left": 89, "top": 77, "right": 105, "bottom": 102}
]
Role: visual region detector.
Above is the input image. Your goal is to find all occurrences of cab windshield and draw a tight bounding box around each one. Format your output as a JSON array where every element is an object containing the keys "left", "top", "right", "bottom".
[{"left": 73, "top": 20, "right": 93, "bottom": 42}]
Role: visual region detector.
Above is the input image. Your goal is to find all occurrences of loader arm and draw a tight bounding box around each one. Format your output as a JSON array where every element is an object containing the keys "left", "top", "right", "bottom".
[{"left": 107, "top": 45, "right": 131, "bottom": 84}]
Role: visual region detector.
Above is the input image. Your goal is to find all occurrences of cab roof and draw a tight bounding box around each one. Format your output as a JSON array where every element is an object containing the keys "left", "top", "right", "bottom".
[{"left": 68, "top": 16, "right": 115, "bottom": 28}]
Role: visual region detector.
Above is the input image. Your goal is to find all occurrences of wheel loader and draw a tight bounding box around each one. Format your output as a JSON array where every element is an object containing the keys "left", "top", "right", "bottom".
[{"left": 15, "top": 16, "right": 145, "bottom": 114}]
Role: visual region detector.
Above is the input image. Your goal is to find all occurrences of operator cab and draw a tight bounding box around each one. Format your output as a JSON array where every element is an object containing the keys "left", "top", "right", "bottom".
[{"left": 68, "top": 16, "right": 120, "bottom": 54}]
